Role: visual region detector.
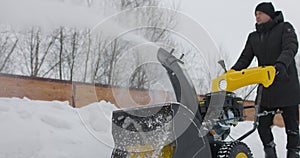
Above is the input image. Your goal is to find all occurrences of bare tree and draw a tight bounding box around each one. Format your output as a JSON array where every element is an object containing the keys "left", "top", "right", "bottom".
[
  {"left": 38, "top": 27, "right": 65, "bottom": 79},
  {"left": 129, "top": 51, "right": 149, "bottom": 89},
  {"left": 82, "top": 29, "right": 91, "bottom": 82},
  {"left": 58, "top": 27, "right": 64, "bottom": 79},
  {"left": 99, "top": 39, "right": 125, "bottom": 85},
  {"left": 0, "top": 0, "right": 180, "bottom": 87},
  {"left": 107, "top": 0, "right": 179, "bottom": 89},
  {"left": 89, "top": 35, "right": 108, "bottom": 83},
  {"left": 58, "top": 28, "right": 87, "bottom": 81},
  {"left": 66, "top": 30, "right": 78, "bottom": 81},
  {"left": 17, "top": 27, "right": 56, "bottom": 77},
  {"left": 0, "top": 29, "right": 18, "bottom": 72}
]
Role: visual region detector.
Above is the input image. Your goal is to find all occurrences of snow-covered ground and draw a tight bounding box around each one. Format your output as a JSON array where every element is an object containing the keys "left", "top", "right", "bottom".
[{"left": 0, "top": 97, "right": 290, "bottom": 158}]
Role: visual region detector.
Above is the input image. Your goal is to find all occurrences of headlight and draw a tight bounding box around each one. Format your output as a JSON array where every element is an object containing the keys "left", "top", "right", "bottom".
[{"left": 219, "top": 79, "right": 227, "bottom": 91}]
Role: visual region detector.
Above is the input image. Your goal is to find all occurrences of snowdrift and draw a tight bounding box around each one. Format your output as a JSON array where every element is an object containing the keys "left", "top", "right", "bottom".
[{"left": 0, "top": 97, "right": 289, "bottom": 158}]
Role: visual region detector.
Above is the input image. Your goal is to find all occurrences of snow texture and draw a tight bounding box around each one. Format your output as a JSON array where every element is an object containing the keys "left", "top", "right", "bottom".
[
  {"left": 0, "top": 97, "right": 293, "bottom": 158},
  {"left": 0, "top": 97, "right": 116, "bottom": 158}
]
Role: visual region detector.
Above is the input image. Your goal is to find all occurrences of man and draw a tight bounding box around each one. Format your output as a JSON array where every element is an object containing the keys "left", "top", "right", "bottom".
[{"left": 231, "top": 2, "right": 300, "bottom": 158}]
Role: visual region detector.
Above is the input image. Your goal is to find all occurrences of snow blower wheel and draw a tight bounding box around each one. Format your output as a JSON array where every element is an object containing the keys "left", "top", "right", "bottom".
[{"left": 217, "top": 141, "right": 253, "bottom": 158}]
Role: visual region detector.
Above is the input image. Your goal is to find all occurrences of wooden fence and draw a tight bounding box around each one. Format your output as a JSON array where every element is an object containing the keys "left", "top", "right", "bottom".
[
  {"left": 0, "top": 73, "right": 297, "bottom": 127},
  {"left": 0, "top": 73, "right": 173, "bottom": 108}
]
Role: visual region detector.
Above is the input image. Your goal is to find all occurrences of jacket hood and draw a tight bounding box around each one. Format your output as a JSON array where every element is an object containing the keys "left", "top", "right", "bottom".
[{"left": 273, "top": 11, "right": 284, "bottom": 23}]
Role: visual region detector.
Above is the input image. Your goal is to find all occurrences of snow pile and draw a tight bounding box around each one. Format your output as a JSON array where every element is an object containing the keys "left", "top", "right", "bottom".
[
  {"left": 0, "top": 97, "right": 116, "bottom": 158},
  {"left": 0, "top": 97, "right": 291, "bottom": 158}
]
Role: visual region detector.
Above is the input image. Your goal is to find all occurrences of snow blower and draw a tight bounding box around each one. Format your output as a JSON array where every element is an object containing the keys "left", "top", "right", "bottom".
[{"left": 111, "top": 48, "right": 278, "bottom": 158}]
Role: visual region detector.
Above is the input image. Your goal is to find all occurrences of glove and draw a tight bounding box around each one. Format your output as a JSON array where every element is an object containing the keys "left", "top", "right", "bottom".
[{"left": 274, "top": 62, "right": 288, "bottom": 80}]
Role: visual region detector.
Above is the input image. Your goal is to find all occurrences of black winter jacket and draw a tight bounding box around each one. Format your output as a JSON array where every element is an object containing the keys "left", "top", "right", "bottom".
[{"left": 232, "top": 11, "right": 300, "bottom": 107}]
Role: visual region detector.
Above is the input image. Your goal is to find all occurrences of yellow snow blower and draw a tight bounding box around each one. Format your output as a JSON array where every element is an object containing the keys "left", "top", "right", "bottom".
[{"left": 111, "top": 48, "right": 277, "bottom": 158}]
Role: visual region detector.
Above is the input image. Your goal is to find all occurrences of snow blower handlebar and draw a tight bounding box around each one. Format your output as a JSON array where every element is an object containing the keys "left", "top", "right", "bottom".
[
  {"left": 205, "top": 64, "right": 277, "bottom": 142},
  {"left": 211, "top": 66, "right": 276, "bottom": 93},
  {"left": 210, "top": 65, "right": 279, "bottom": 141}
]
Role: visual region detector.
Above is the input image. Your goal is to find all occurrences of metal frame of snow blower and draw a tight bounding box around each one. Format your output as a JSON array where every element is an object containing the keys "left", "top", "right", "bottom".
[{"left": 111, "top": 48, "right": 281, "bottom": 158}]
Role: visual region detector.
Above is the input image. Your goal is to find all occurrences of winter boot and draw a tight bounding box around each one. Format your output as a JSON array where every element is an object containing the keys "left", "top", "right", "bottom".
[
  {"left": 287, "top": 149, "right": 299, "bottom": 158},
  {"left": 264, "top": 141, "right": 277, "bottom": 158}
]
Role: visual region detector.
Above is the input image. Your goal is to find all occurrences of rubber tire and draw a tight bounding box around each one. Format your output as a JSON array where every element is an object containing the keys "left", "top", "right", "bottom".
[
  {"left": 216, "top": 141, "right": 253, "bottom": 158},
  {"left": 111, "top": 149, "right": 127, "bottom": 158}
]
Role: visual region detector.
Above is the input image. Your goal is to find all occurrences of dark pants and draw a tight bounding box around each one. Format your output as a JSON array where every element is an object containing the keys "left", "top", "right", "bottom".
[{"left": 257, "top": 105, "right": 300, "bottom": 150}]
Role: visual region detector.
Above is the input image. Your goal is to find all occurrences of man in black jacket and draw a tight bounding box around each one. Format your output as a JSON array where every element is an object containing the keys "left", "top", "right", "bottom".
[{"left": 231, "top": 2, "right": 300, "bottom": 158}]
